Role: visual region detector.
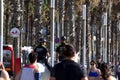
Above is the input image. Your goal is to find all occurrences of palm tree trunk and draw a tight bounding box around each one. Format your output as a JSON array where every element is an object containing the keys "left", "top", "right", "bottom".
[
  {"left": 13, "top": 0, "right": 21, "bottom": 57},
  {"left": 34, "top": 0, "right": 42, "bottom": 44},
  {"left": 67, "top": 0, "right": 75, "bottom": 46},
  {"left": 5, "top": 13, "right": 9, "bottom": 44},
  {"left": 58, "top": 0, "right": 65, "bottom": 37}
]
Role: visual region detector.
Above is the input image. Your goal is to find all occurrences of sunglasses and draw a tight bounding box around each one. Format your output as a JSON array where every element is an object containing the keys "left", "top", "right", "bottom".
[{"left": 91, "top": 63, "right": 94, "bottom": 65}]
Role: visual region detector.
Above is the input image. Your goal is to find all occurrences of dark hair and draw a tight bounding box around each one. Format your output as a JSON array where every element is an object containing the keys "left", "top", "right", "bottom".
[
  {"left": 100, "top": 63, "right": 110, "bottom": 80},
  {"left": 39, "top": 38, "right": 46, "bottom": 43},
  {"left": 90, "top": 60, "right": 96, "bottom": 64},
  {"left": 28, "top": 52, "right": 38, "bottom": 64},
  {"left": 62, "top": 44, "right": 75, "bottom": 58},
  {"left": 97, "top": 56, "right": 102, "bottom": 59}
]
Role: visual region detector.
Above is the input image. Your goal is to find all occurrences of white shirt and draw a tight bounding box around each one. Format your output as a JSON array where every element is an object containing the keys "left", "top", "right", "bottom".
[
  {"left": 36, "top": 63, "right": 45, "bottom": 72},
  {"left": 36, "top": 62, "right": 50, "bottom": 80}
]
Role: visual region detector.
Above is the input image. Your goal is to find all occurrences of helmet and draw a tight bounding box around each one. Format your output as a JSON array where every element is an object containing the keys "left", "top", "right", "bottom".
[
  {"left": 39, "top": 38, "right": 46, "bottom": 43},
  {"left": 61, "top": 36, "right": 66, "bottom": 41}
]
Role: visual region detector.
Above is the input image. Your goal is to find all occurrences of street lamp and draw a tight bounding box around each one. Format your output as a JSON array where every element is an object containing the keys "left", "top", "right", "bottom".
[
  {"left": 103, "top": 12, "right": 107, "bottom": 63},
  {"left": 82, "top": 4, "right": 87, "bottom": 68},
  {"left": 50, "top": 0, "right": 55, "bottom": 67},
  {"left": 0, "top": 0, "right": 3, "bottom": 62}
]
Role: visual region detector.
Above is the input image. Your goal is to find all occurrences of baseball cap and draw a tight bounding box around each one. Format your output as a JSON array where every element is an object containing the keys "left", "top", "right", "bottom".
[{"left": 39, "top": 38, "right": 46, "bottom": 43}]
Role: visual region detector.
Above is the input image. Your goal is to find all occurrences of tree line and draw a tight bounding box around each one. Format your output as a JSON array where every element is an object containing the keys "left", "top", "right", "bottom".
[{"left": 3, "top": 0, "right": 120, "bottom": 65}]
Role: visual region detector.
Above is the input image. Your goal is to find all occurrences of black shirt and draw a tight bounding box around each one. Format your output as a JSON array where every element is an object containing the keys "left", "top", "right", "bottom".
[
  {"left": 97, "top": 61, "right": 104, "bottom": 70},
  {"left": 34, "top": 45, "right": 48, "bottom": 61},
  {"left": 56, "top": 43, "right": 66, "bottom": 61},
  {"left": 53, "top": 59, "right": 86, "bottom": 80}
]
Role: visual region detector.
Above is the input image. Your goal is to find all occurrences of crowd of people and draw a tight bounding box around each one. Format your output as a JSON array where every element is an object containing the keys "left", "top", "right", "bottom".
[{"left": 1, "top": 36, "right": 120, "bottom": 80}]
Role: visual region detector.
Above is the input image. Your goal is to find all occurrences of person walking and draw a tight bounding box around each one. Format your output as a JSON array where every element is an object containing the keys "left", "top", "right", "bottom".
[
  {"left": 35, "top": 52, "right": 53, "bottom": 80},
  {"left": 116, "top": 62, "right": 120, "bottom": 80},
  {"left": 34, "top": 38, "right": 50, "bottom": 60},
  {"left": 34, "top": 38, "right": 53, "bottom": 80},
  {"left": 52, "top": 44, "right": 88, "bottom": 80},
  {"left": 96, "top": 56, "right": 104, "bottom": 70},
  {"left": 88, "top": 60, "right": 101, "bottom": 80},
  {"left": 0, "top": 62, "right": 10, "bottom": 80},
  {"left": 100, "top": 63, "right": 116, "bottom": 80},
  {"left": 15, "top": 52, "right": 41, "bottom": 80},
  {"left": 55, "top": 36, "right": 67, "bottom": 62}
]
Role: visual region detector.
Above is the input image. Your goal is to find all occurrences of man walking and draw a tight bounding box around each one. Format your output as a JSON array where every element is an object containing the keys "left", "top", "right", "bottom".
[
  {"left": 55, "top": 36, "right": 67, "bottom": 62},
  {"left": 52, "top": 44, "right": 88, "bottom": 80},
  {"left": 34, "top": 38, "right": 50, "bottom": 60}
]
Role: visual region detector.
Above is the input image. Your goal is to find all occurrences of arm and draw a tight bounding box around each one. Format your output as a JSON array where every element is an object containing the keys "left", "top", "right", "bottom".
[
  {"left": 45, "top": 48, "right": 50, "bottom": 60},
  {"left": 56, "top": 52, "right": 59, "bottom": 62},
  {"left": 46, "top": 52, "right": 50, "bottom": 59},
  {"left": 1, "top": 70, "right": 10, "bottom": 80},
  {"left": 81, "top": 77, "right": 88, "bottom": 80},
  {"left": 55, "top": 46, "right": 60, "bottom": 62},
  {"left": 97, "top": 69, "right": 102, "bottom": 80}
]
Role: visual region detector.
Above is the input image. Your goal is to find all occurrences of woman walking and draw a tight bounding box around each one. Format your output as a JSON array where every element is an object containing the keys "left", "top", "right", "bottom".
[
  {"left": 100, "top": 63, "right": 116, "bottom": 80},
  {"left": 88, "top": 60, "right": 101, "bottom": 80}
]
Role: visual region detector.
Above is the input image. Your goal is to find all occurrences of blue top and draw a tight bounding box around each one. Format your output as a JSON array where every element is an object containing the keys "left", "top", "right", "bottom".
[{"left": 89, "top": 70, "right": 99, "bottom": 77}]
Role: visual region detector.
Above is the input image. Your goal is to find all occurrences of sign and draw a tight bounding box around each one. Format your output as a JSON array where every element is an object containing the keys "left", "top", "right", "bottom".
[
  {"left": 10, "top": 27, "right": 20, "bottom": 38},
  {"left": 55, "top": 38, "right": 59, "bottom": 43}
]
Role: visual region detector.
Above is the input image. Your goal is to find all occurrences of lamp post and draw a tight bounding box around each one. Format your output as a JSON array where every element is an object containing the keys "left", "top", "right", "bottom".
[
  {"left": 101, "top": 0, "right": 108, "bottom": 63},
  {"left": 82, "top": 4, "right": 87, "bottom": 68},
  {"left": 103, "top": 12, "right": 107, "bottom": 63},
  {"left": 0, "top": 0, "right": 3, "bottom": 62},
  {"left": 50, "top": 0, "right": 55, "bottom": 67}
]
